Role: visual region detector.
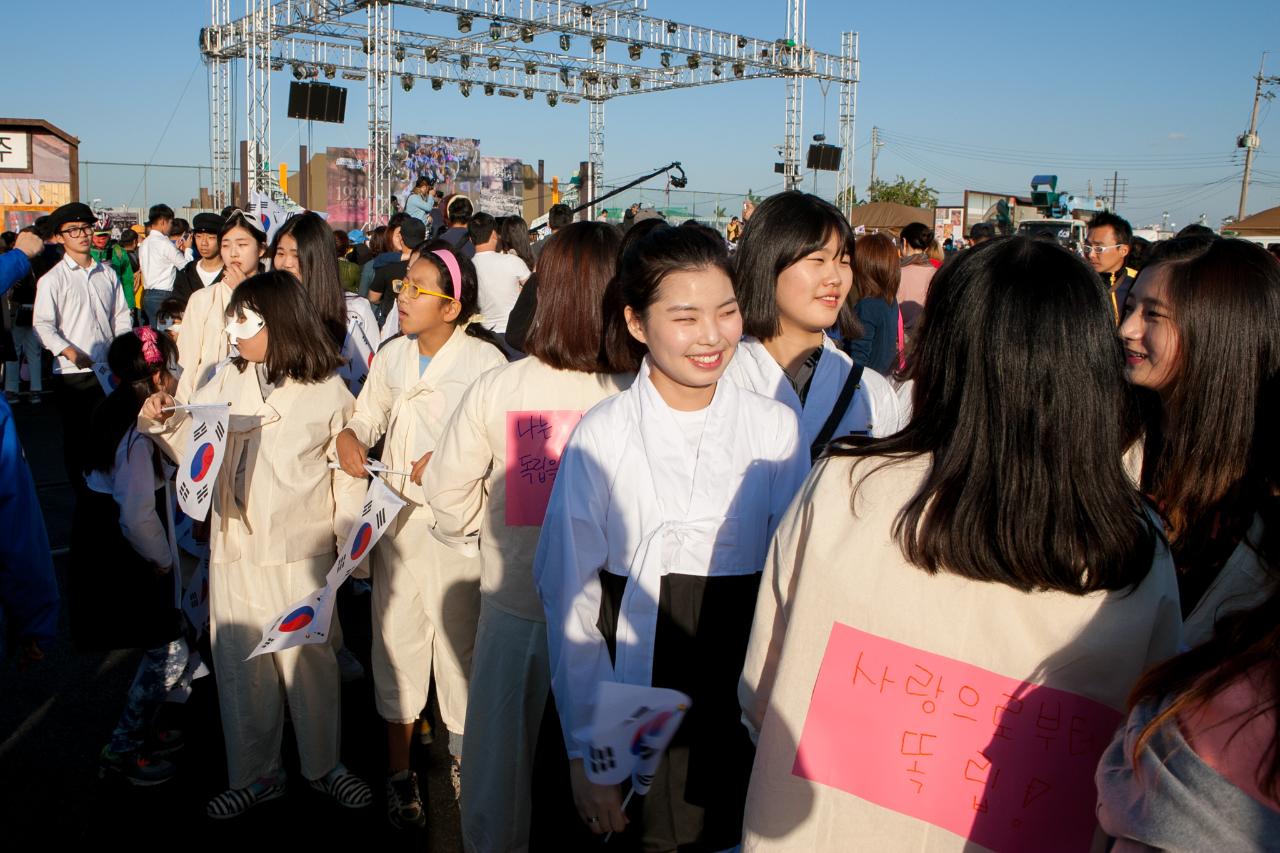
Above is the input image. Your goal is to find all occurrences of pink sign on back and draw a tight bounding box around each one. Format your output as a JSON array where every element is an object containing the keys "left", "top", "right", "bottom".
[
  {"left": 793, "top": 623, "right": 1122, "bottom": 853},
  {"left": 505, "top": 410, "right": 582, "bottom": 526}
]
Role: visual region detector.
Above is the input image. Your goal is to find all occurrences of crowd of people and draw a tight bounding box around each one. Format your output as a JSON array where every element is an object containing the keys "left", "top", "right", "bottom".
[{"left": 1, "top": 186, "right": 1278, "bottom": 851}]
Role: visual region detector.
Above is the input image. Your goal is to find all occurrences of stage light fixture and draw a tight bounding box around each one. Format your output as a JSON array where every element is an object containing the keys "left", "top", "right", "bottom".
[
  {"left": 520, "top": 27, "right": 534, "bottom": 43},
  {"left": 712, "top": 60, "right": 722, "bottom": 76},
  {"left": 591, "top": 36, "right": 606, "bottom": 54},
  {"left": 547, "top": 92, "right": 558, "bottom": 106},
  {"left": 732, "top": 61, "right": 745, "bottom": 78},
  {"left": 341, "top": 71, "right": 366, "bottom": 81},
  {"left": 628, "top": 43, "right": 643, "bottom": 60},
  {"left": 559, "top": 34, "right": 571, "bottom": 51},
  {"left": 459, "top": 81, "right": 472, "bottom": 97},
  {"left": 361, "top": 37, "right": 371, "bottom": 53},
  {"left": 660, "top": 51, "right": 671, "bottom": 68},
  {"left": 489, "top": 23, "right": 502, "bottom": 41},
  {"left": 323, "top": 64, "right": 336, "bottom": 79},
  {"left": 525, "top": 61, "right": 537, "bottom": 75},
  {"left": 431, "top": 77, "right": 443, "bottom": 90},
  {"left": 686, "top": 54, "right": 700, "bottom": 70},
  {"left": 271, "top": 59, "right": 285, "bottom": 70},
  {"left": 580, "top": 4, "right": 592, "bottom": 17},
  {"left": 737, "top": 36, "right": 748, "bottom": 49},
  {"left": 394, "top": 44, "right": 406, "bottom": 62},
  {"left": 666, "top": 21, "right": 678, "bottom": 34},
  {"left": 460, "top": 55, "right": 471, "bottom": 70},
  {"left": 424, "top": 47, "right": 439, "bottom": 63},
  {"left": 292, "top": 63, "right": 305, "bottom": 80},
  {"left": 457, "top": 13, "right": 473, "bottom": 33},
  {"left": 401, "top": 74, "right": 414, "bottom": 92},
  {"left": 558, "top": 66, "right": 570, "bottom": 85},
  {"left": 523, "top": 88, "right": 534, "bottom": 100},
  {"left": 499, "top": 88, "right": 519, "bottom": 98},
  {"left": 484, "top": 83, "right": 495, "bottom": 96},
  {"left": 488, "top": 56, "right": 501, "bottom": 71},
  {"left": 629, "top": 75, "right": 641, "bottom": 90},
  {"left": 610, "top": 75, "right": 620, "bottom": 90}
]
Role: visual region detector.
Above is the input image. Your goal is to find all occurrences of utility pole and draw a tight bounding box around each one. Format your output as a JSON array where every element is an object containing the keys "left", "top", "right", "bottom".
[
  {"left": 868, "top": 126, "right": 884, "bottom": 198},
  {"left": 1237, "top": 53, "right": 1280, "bottom": 222}
]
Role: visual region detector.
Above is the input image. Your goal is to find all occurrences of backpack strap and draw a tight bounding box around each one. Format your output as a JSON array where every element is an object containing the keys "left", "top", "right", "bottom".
[{"left": 809, "top": 362, "right": 865, "bottom": 463}]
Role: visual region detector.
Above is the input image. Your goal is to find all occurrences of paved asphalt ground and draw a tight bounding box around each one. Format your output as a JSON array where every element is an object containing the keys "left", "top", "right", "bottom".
[{"left": 0, "top": 392, "right": 464, "bottom": 847}]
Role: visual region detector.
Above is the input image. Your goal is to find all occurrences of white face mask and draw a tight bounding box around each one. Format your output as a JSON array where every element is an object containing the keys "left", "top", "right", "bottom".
[
  {"left": 225, "top": 307, "right": 265, "bottom": 344},
  {"left": 155, "top": 317, "right": 180, "bottom": 333}
]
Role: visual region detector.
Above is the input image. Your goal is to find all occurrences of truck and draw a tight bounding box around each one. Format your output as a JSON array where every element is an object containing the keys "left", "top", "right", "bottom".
[{"left": 1014, "top": 175, "right": 1088, "bottom": 252}]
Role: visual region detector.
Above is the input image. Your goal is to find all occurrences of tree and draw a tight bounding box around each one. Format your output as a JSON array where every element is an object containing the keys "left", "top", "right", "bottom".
[
  {"left": 867, "top": 175, "right": 938, "bottom": 208},
  {"left": 744, "top": 188, "right": 763, "bottom": 204},
  {"left": 835, "top": 187, "right": 859, "bottom": 211}
]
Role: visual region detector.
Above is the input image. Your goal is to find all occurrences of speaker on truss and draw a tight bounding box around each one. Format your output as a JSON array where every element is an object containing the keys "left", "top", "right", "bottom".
[
  {"left": 806, "top": 143, "right": 842, "bottom": 171},
  {"left": 287, "top": 82, "right": 348, "bottom": 123}
]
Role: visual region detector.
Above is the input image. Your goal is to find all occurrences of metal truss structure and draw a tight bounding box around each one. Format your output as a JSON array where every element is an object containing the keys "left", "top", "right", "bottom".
[{"left": 201, "top": 0, "right": 859, "bottom": 225}]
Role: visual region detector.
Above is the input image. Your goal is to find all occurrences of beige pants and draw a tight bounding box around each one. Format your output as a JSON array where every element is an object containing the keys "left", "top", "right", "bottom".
[
  {"left": 460, "top": 599, "right": 551, "bottom": 853},
  {"left": 372, "top": 516, "right": 481, "bottom": 736},
  {"left": 209, "top": 553, "right": 340, "bottom": 788}
]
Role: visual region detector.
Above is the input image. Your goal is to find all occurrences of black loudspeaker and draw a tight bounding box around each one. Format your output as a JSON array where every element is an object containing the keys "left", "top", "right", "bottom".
[
  {"left": 806, "top": 144, "right": 842, "bottom": 171},
  {"left": 287, "top": 82, "right": 348, "bottom": 123}
]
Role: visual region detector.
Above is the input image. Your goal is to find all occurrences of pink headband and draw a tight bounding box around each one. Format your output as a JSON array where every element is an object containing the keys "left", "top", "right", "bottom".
[
  {"left": 431, "top": 249, "right": 461, "bottom": 300},
  {"left": 135, "top": 326, "right": 163, "bottom": 366}
]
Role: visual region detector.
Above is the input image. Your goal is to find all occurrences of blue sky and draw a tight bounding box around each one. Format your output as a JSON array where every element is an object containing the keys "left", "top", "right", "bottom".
[{"left": 7, "top": 1, "right": 1278, "bottom": 227}]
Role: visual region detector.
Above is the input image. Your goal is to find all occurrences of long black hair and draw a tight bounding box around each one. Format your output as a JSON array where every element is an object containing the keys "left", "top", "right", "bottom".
[
  {"left": 270, "top": 212, "right": 348, "bottom": 348},
  {"left": 831, "top": 237, "right": 1156, "bottom": 594},
  {"left": 87, "top": 329, "right": 178, "bottom": 475}
]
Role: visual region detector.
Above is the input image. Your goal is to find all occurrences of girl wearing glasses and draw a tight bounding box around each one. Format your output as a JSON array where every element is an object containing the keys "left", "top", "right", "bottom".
[
  {"left": 335, "top": 244, "right": 507, "bottom": 828},
  {"left": 141, "top": 271, "right": 372, "bottom": 818},
  {"left": 175, "top": 211, "right": 266, "bottom": 403}
]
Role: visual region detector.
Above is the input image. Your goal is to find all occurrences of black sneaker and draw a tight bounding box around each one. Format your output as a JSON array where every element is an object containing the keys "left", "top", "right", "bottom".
[
  {"left": 98, "top": 746, "right": 177, "bottom": 786},
  {"left": 386, "top": 770, "right": 427, "bottom": 830}
]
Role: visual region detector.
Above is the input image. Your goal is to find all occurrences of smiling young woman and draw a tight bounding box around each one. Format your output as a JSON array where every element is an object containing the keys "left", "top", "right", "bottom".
[
  {"left": 531, "top": 225, "right": 809, "bottom": 849},
  {"left": 1120, "top": 236, "right": 1280, "bottom": 641}
]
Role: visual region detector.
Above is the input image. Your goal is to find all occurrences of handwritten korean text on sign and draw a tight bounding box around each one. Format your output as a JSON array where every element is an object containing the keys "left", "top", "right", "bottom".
[
  {"left": 504, "top": 410, "right": 582, "bottom": 526},
  {"left": 793, "top": 624, "right": 1122, "bottom": 853}
]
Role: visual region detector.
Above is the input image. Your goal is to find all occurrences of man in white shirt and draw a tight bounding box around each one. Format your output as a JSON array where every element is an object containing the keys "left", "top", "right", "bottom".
[
  {"left": 468, "top": 212, "right": 529, "bottom": 349},
  {"left": 138, "top": 203, "right": 188, "bottom": 324},
  {"left": 33, "top": 202, "right": 133, "bottom": 491}
]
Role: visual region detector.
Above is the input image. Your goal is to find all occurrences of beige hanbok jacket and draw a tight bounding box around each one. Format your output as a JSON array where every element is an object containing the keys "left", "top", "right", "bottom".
[
  {"left": 175, "top": 278, "right": 233, "bottom": 403},
  {"left": 424, "top": 357, "right": 633, "bottom": 622},
  {"left": 739, "top": 454, "right": 1182, "bottom": 852}
]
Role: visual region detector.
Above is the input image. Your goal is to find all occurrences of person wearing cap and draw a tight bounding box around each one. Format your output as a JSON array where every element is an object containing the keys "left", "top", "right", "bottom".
[
  {"left": 173, "top": 212, "right": 226, "bottom": 301},
  {"left": 32, "top": 202, "right": 132, "bottom": 490},
  {"left": 347, "top": 228, "right": 371, "bottom": 265},
  {"left": 90, "top": 225, "right": 137, "bottom": 313},
  {"left": 368, "top": 216, "right": 427, "bottom": 326},
  {"left": 138, "top": 203, "right": 189, "bottom": 323}
]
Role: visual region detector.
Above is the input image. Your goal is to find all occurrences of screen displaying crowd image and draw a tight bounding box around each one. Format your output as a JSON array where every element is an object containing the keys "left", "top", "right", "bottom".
[{"left": 393, "top": 133, "right": 481, "bottom": 205}]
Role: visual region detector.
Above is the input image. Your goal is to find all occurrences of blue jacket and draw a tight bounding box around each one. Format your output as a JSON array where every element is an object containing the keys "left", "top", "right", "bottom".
[
  {"left": 848, "top": 297, "right": 901, "bottom": 376},
  {"left": 0, "top": 398, "right": 58, "bottom": 655},
  {"left": 0, "top": 249, "right": 32, "bottom": 296}
]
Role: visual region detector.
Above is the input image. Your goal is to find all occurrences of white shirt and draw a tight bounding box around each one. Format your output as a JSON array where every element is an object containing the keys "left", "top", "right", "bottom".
[
  {"left": 195, "top": 262, "right": 223, "bottom": 288},
  {"left": 472, "top": 250, "right": 530, "bottom": 334},
  {"left": 33, "top": 254, "right": 132, "bottom": 374},
  {"left": 138, "top": 229, "right": 188, "bottom": 293},
  {"left": 85, "top": 429, "right": 177, "bottom": 568},
  {"left": 723, "top": 336, "right": 906, "bottom": 450},
  {"left": 533, "top": 359, "right": 809, "bottom": 758}
]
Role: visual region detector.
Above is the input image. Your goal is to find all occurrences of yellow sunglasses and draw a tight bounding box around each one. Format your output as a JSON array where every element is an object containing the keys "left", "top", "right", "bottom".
[{"left": 391, "top": 279, "right": 455, "bottom": 302}]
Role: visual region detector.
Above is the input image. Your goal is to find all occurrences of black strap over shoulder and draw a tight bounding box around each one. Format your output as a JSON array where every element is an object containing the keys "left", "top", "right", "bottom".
[{"left": 809, "top": 362, "right": 864, "bottom": 463}]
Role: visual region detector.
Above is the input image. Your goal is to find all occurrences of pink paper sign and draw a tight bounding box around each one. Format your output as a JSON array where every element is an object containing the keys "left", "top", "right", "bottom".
[
  {"left": 793, "top": 624, "right": 1123, "bottom": 853},
  {"left": 504, "top": 410, "right": 583, "bottom": 526}
]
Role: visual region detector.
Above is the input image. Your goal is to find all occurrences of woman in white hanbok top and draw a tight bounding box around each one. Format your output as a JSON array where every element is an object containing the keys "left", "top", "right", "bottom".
[
  {"left": 725, "top": 191, "right": 904, "bottom": 467},
  {"left": 534, "top": 226, "right": 808, "bottom": 849}
]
